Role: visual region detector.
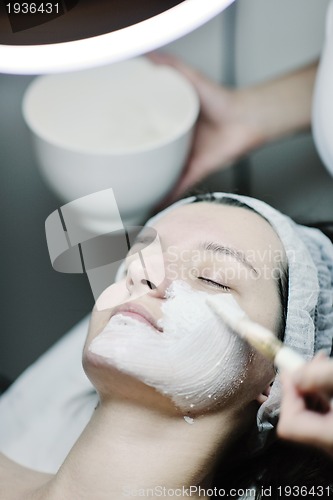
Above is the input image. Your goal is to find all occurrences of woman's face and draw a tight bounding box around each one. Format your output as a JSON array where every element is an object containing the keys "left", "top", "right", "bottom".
[{"left": 84, "top": 202, "right": 287, "bottom": 413}]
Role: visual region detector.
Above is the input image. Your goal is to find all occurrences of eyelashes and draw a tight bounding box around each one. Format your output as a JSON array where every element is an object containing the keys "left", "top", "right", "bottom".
[
  {"left": 124, "top": 258, "right": 231, "bottom": 292},
  {"left": 197, "top": 277, "right": 230, "bottom": 292}
]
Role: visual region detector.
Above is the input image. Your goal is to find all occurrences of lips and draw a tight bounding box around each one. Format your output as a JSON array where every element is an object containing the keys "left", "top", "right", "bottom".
[{"left": 112, "top": 303, "right": 163, "bottom": 332}]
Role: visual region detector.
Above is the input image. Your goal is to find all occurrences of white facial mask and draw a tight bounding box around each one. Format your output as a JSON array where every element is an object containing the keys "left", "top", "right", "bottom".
[{"left": 88, "top": 281, "right": 252, "bottom": 414}]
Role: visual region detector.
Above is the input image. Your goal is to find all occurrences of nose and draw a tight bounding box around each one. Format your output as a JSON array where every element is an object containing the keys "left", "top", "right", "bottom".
[{"left": 126, "top": 250, "right": 168, "bottom": 298}]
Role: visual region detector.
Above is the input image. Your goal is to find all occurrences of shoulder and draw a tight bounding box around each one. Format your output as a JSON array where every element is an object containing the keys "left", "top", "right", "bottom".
[{"left": 0, "top": 452, "right": 52, "bottom": 500}]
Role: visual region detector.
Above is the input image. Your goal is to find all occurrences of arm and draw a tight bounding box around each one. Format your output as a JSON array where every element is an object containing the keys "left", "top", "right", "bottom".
[
  {"left": 149, "top": 53, "right": 318, "bottom": 201},
  {"left": 245, "top": 61, "right": 317, "bottom": 144},
  {"left": 277, "top": 352, "right": 333, "bottom": 458}
]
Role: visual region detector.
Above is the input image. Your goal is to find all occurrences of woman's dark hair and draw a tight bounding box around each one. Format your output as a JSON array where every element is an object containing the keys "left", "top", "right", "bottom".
[
  {"left": 213, "top": 435, "right": 333, "bottom": 499},
  {"left": 192, "top": 192, "right": 333, "bottom": 499}
]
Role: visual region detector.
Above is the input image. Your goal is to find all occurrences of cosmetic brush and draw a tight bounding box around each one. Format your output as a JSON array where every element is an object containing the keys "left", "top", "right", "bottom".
[{"left": 206, "top": 295, "right": 305, "bottom": 373}]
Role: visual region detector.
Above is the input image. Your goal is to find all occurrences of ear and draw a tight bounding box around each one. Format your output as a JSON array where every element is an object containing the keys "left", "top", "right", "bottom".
[{"left": 256, "top": 379, "right": 274, "bottom": 405}]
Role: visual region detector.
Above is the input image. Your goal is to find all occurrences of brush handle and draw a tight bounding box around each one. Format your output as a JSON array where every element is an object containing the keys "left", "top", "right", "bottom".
[{"left": 274, "top": 346, "right": 306, "bottom": 373}]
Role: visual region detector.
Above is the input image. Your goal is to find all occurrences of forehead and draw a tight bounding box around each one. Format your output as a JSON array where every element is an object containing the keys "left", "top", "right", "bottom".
[{"left": 152, "top": 202, "right": 286, "bottom": 265}]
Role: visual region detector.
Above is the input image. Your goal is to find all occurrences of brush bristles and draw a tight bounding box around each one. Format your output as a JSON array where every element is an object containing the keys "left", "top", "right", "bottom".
[
  {"left": 237, "top": 319, "right": 282, "bottom": 360},
  {"left": 206, "top": 296, "right": 309, "bottom": 372},
  {"left": 206, "top": 296, "right": 282, "bottom": 361}
]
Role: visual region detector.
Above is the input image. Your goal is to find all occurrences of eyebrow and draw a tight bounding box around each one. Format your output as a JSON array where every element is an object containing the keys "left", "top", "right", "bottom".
[{"left": 200, "top": 241, "right": 259, "bottom": 276}]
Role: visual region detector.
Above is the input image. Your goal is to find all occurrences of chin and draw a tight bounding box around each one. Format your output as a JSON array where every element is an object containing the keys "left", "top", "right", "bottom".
[{"left": 82, "top": 348, "right": 180, "bottom": 416}]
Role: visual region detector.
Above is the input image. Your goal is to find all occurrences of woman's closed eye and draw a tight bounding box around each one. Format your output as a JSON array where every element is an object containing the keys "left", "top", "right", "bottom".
[{"left": 197, "top": 277, "right": 230, "bottom": 292}]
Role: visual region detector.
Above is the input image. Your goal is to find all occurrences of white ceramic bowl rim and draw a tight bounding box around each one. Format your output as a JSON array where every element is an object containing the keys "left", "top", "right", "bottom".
[{"left": 22, "top": 58, "right": 200, "bottom": 156}]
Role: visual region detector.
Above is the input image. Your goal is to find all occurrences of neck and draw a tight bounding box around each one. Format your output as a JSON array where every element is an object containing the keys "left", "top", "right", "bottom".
[{"left": 41, "top": 397, "right": 243, "bottom": 500}]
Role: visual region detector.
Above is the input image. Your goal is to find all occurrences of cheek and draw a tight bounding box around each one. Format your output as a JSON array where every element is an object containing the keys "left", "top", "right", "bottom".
[
  {"left": 88, "top": 281, "right": 254, "bottom": 415},
  {"left": 248, "top": 352, "right": 276, "bottom": 391},
  {"left": 95, "top": 279, "right": 128, "bottom": 311},
  {"left": 239, "top": 284, "right": 282, "bottom": 335},
  {"left": 84, "top": 280, "right": 129, "bottom": 350}
]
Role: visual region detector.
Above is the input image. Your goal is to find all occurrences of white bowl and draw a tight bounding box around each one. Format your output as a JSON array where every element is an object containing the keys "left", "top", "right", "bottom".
[{"left": 22, "top": 57, "right": 199, "bottom": 231}]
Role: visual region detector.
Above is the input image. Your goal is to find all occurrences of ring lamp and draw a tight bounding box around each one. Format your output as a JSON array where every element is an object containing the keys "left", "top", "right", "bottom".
[{"left": 0, "top": 0, "right": 235, "bottom": 74}]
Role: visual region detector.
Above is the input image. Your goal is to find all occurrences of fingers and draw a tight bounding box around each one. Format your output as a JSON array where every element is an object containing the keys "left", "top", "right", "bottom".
[
  {"left": 277, "top": 368, "right": 333, "bottom": 458},
  {"left": 148, "top": 51, "right": 227, "bottom": 110},
  {"left": 154, "top": 172, "right": 199, "bottom": 209},
  {"left": 169, "top": 163, "right": 206, "bottom": 201},
  {"left": 279, "top": 411, "right": 333, "bottom": 457},
  {"left": 148, "top": 51, "right": 206, "bottom": 88},
  {"left": 278, "top": 373, "right": 307, "bottom": 425},
  {"left": 148, "top": 51, "right": 261, "bottom": 204},
  {"left": 292, "top": 353, "right": 333, "bottom": 395},
  {"left": 148, "top": 51, "right": 200, "bottom": 82}
]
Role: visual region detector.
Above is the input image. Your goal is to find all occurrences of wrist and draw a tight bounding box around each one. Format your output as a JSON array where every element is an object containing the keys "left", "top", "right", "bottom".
[
  {"left": 233, "top": 63, "right": 317, "bottom": 148},
  {"left": 222, "top": 87, "right": 269, "bottom": 157},
  {"left": 235, "top": 85, "right": 286, "bottom": 149}
]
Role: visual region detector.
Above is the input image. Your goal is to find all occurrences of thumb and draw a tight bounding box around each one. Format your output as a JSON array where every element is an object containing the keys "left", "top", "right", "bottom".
[
  {"left": 171, "top": 169, "right": 205, "bottom": 201},
  {"left": 148, "top": 52, "right": 222, "bottom": 108}
]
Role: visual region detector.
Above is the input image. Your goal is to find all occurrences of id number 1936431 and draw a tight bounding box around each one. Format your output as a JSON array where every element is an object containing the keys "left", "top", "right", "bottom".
[
  {"left": 5, "top": 3, "right": 60, "bottom": 14},
  {"left": 277, "top": 486, "right": 331, "bottom": 496}
]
